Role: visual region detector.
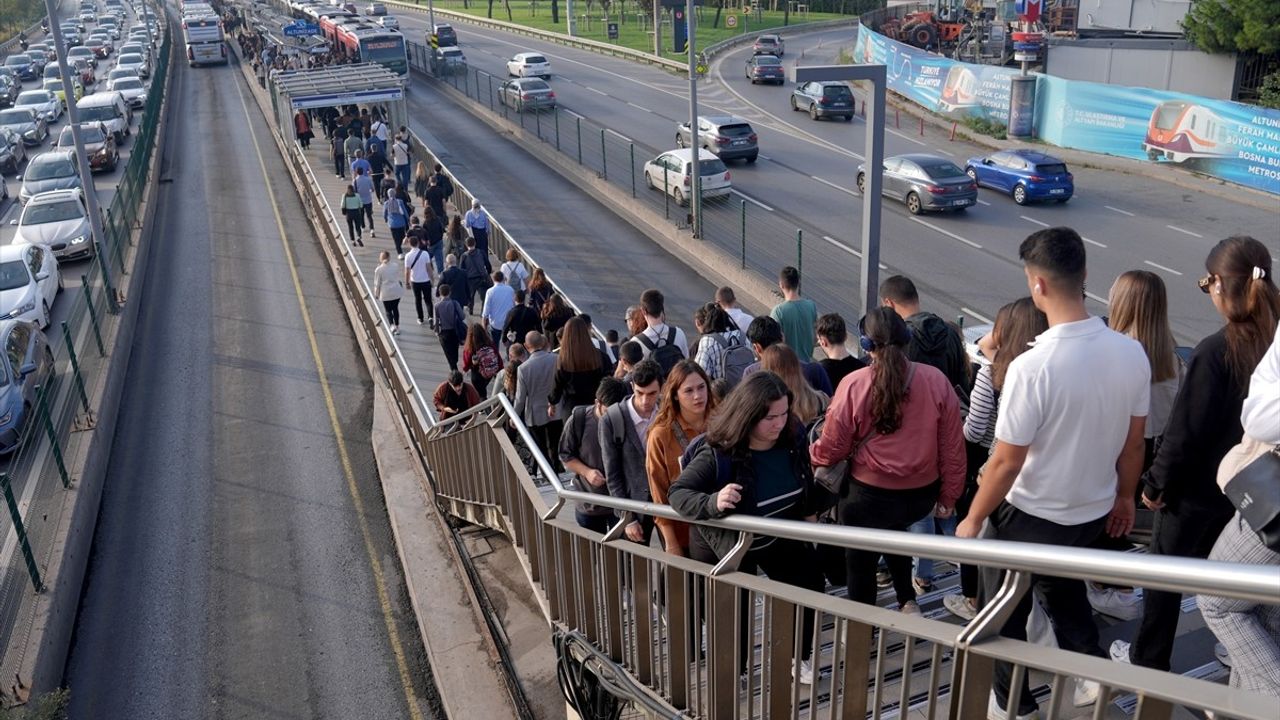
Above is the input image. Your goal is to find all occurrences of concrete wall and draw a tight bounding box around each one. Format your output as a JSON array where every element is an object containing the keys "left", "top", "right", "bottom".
[
  {"left": 1075, "top": 0, "right": 1191, "bottom": 34},
  {"left": 1044, "top": 38, "right": 1237, "bottom": 100}
]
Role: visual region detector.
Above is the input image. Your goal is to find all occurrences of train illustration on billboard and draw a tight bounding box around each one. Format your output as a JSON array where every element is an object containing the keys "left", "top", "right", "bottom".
[
  {"left": 1142, "top": 100, "right": 1233, "bottom": 163},
  {"left": 938, "top": 65, "right": 980, "bottom": 113}
]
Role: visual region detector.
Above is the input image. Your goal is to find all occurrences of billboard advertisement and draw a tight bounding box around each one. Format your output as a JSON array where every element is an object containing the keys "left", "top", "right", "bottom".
[
  {"left": 854, "top": 25, "right": 1021, "bottom": 124},
  {"left": 1035, "top": 75, "right": 1280, "bottom": 195}
]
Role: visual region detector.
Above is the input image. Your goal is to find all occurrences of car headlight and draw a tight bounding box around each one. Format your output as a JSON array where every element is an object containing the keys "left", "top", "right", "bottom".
[
  {"left": 71, "top": 235, "right": 86, "bottom": 245},
  {"left": 23, "top": 128, "right": 38, "bottom": 138},
  {"left": 13, "top": 300, "right": 35, "bottom": 315},
  {"left": 0, "top": 410, "right": 11, "bottom": 426}
]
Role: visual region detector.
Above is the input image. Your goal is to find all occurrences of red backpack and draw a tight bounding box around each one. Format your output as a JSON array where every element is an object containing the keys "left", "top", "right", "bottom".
[{"left": 475, "top": 344, "right": 502, "bottom": 380}]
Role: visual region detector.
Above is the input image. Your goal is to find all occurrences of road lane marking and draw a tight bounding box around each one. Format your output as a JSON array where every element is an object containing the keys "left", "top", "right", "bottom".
[
  {"left": 562, "top": 108, "right": 584, "bottom": 119},
  {"left": 909, "top": 217, "right": 983, "bottom": 248},
  {"left": 822, "top": 235, "right": 887, "bottom": 269},
  {"left": 810, "top": 175, "right": 858, "bottom": 197},
  {"left": 626, "top": 102, "right": 651, "bottom": 113},
  {"left": 887, "top": 127, "right": 928, "bottom": 146},
  {"left": 1020, "top": 215, "right": 1050, "bottom": 227},
  {"left": 975, "top": 198, "right": 991, "bottom": 206},
  {"left": 936, "top": 149, "right": 956, "bottom": 157},
  {"left": 1105, "top": 205, "right": 1135, "bottom": 217},
  {"left": 605, "top": 128, "right": 633, "bottom": 143},
  {"left": 1085, "top": 290, "right": 1109, "bottom": 304},
  {"left": 1166, "top": 224, "right": 1203, "bottom": 238},
  {"left": 961, "top": 307, "right": 992, "bottom": 324},
  {"left": 233, "top": 76, "right": 426, "bottom": 720},
  {"left": 1144, "top": 260, "right": 1184, "bottom": 276},
  {"left": 758, "top": 154, "right": 772, "bottom": 161},
  {"left": 732, "top": 189, "right": 774, "bottom": 211},
  {"left": 585, "top": 85, "right": 608, "bottom": 96},
  {"left": 1083, "top": 237, "right": 1107, "bottom": 248}
]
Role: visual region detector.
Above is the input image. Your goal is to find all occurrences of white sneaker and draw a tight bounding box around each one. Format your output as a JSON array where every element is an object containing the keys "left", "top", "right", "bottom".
[
  {"left": 1088, "top": 583, "right": 1143, "bottom": 621},
  {"left": 900, "top": 600, "right": 922, "bottom": 616},
  {"left": 987, "top": 692, "right": 1040, "bottom": 720},
  {"left": 1214, "top": 642, "right": 1232, "bottom": 667},
  {"left": 944, "top": 593, "right": 978, "bottom": 621},
  {"left": 795, "top": 659, "right": 813, "bottom": 685},
  {"left": 1109, "top": 639, "right": 1131, "bottom": 664},
  {"left": 1073, "top": 679, "right": 1100, "bottom": 707}
]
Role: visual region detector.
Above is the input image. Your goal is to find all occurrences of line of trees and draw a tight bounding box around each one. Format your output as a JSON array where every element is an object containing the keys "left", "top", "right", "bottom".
[
  {"left": 1, "top": 0, "right": 46, "bottom": 42},
  {"left": 1182, "top": 0, "right": 1279, "bottom": 108}
]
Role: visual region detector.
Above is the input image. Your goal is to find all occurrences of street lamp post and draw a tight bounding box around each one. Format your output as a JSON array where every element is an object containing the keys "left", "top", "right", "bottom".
[
  {"left": 685, "top": 0, "right": 699, "bottom": 238},
  {"left": 792, "top": 64, "right": 886, "bottom": 317}
]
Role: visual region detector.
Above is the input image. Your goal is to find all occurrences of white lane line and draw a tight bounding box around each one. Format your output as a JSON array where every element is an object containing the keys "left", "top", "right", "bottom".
[
  {"left": 1085, "top": 290, "right": 1110, "bottom": 305},
  {"left": 1020, "top": 215, "right": 1050, "bottom": 228},
  {"left": 887, "top": 127, "right": 928, "bottom": 146},
  {"left": 910, "top": 217, "right": 983, "bottom": 248},
  {"left": 605, "top": 128, "right": 633, "bottom": 143},
  {"left": 1144, "top": 260, "right": 1184, "bottom": 276},
  {"left": 586, "top": 86, "right": 608, "bottom": 96},
  {"left": 1083, "top": 237, "right": 1107, "bottom": 248},
  {"left": 810, "top": 175, "right": 858, "bottom": 197},
  {"left": 732, "top": 189, "right": 774, "bottom": 212},
  {"left": 822, "top": 235, "right": 888, "bottom": 269},
  {"left": 1166, "top": 224, "right": 1204, "bottom": 238},
  {"left": 961, "top": 307, "right": 993, "bottom": 324},
  {"left": 758, "top": 154, "right": 772, "bottom": 161},
  {"left": 1105, "top": 205, "right": 1136, "bottom": 217},
  {"left": 936, "top": 149, "right": 956, "bottom": 157},
  {"left": 976, "top": 198, "right": 991, "bottom": 206},
  {"left": 626, "top": 102, "right": 651, "bottom": 113},
  {"left": 562, "top": 108, "right": 585, "bottom": 120}
]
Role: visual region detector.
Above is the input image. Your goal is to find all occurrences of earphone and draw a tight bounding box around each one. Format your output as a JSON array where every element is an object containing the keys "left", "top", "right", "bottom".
[{"left": 858, "top": 314, "right": 912, "bottom": 353}]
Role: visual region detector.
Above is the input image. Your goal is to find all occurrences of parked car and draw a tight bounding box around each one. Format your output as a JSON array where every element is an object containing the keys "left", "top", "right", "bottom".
[
  {"left": 0, "top": 108, "right": 47, "bottom": 147},
  {"left": 964, "top": 149, "right": 1074, "bottom": 205},
  {"left": 0, "top": 319, "right": 57, "bottom": 454},
  {"left": 856, "top": 153, "right": 977, "bottom": 215},
  {"left": 0, "top": 244, "right": 60, "bottom": 328},
  {"left": 791, "top": 80, "right": 854, "bottom": 121},
  {"left": 745, "top": 54, "right": 785, "bottom": 85},
  {"left": 643, "top": 148, "right": 732, "bottom": 207},
  {"left": 17, "top": 151, "right": 83, "bottom": 204},
  {"left": 365, "top": 2, "right": 386, "bottom": 14},
  {"left": 506, "top": 52, "right": 550, "bottom": 79},
  {"left": 752, "top": 34, "right": 784, "bottom": 56},
  {"left": 12, "top": 188, "right": 94, "bottom": 260},
  {"left": 57, "top": 122, "right": 118, "bottom": 172},
  {"left": 676, "top": 115, "right": 758, "bottom": 163},
  {"left": 378, "top": 15, "right": 398, "bottom": 29},
  {"left": 44, "top": 77, "right": 85, "bottom": 106},
  {"left": 106, "top": 76, "right": 146, "bottom": 109},
  {"left": 14, "top": 89, "right": 62, "bottom": 124},
  {"left": 3, "top": 55, "right": 39, "bottom": 83},
  {"left": 0, "top": 128, "right": 26, "bottom": 175},
  {"left": 498, "top": 78, "right": 555, "bottom": 112}
]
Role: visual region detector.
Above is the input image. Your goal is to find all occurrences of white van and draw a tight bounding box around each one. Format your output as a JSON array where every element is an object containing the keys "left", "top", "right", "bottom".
[{"left": 76, "top": 92, "right": 132, "bottom": 144}]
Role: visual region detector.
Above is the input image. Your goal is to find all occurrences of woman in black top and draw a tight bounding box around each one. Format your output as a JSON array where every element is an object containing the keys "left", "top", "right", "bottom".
[
  {"left": 423, "top": 207, "right": 446, "bottom": 273},
  {"left": 670, "top": 372, "right": 829, "bottom": 685},
  {"left": 548, "top": 318, "right": 607, "bottom": 418},
  {"left": 540, "top": 293, "right": 575, "bottom": 350},
  {"left": 1114, "top": 235, "right": 1280, "bottom": 671}
]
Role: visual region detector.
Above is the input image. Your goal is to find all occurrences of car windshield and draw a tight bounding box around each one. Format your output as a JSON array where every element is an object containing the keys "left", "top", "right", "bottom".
[
  {"left": 16, "top": 91, "right": 50, "bottom": 105},
  {"left": 24, "top": 198, "right": 82, "bottom": 224},
  {"left": 0, "top": 110, "right": 30, "bottom": 124},
  {"left": 120, "top": 54, "right": 143, "bottom": 64},
  {"left": 757, "top": 37, "right": 778, "bottom": 45},
  {"left": 524, "top": 55, "right": 547, "bottom": 64},
  {"left": 0, "top": 262, "right": 29, "bottom": 292},
  {"left": 115, "top": 79, "right": 143, "bottom": 90},
  {"left": 4, "top": 57, "right": 30, "bottom": 67},
  {"left": 719, "top": 123, "right": 753, "bottom": 137},
  {"left": 60, "top": 126, "right": 105, "bottom": 144},
  {"left": 1035, "top": 162, "right": 1068, "bottom": 176},
  {"left": 755, "top": 56, "right": 781, "bottom": 66},
  {"left": 78, "top": 105, "right": 117, "bottom": 122},
  {"left": 822, "top": 85, "right": 852, "bottom": 98},
  {"left": 46, "top": 81, "right": 64, "bottom": 92},
  {"left": 921, "top": 162, "right": 966, "bottom": 179},
  {"left": 26, "top": 157, "right": 75, "bottom": 180},
  {"left": 520, "top": 79, "right": 550, "bottom": 91},
  {"left": 699, "top": 158, "right": 727, "bottom": 175}
]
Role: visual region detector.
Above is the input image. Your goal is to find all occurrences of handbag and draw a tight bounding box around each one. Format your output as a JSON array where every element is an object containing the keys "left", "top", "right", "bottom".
[{"left": 1219, "top": 436, "right": 1280, "bottom": 552}]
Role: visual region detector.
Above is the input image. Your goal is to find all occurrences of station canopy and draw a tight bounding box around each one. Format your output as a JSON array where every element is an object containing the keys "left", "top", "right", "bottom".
[{"left": 269, "top": 63, "right": 407, "bottom": 134}]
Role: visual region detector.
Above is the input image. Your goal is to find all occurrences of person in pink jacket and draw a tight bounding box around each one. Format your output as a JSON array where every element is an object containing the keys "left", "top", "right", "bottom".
[{"left": 810, "top": 307, "right": 965, "bottom": 614}]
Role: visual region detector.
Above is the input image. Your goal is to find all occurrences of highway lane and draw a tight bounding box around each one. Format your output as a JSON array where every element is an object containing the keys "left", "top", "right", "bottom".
[
  {"left": 388, "top": 9, "right": 1278, "bottom": 342},
  {"left": 63, "top": 39, "right": 438, "bottom": 719}
]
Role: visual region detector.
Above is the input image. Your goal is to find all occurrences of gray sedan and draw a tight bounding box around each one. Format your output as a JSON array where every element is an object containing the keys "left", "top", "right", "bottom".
[
  {"left": 0, "top": 108, "right": 48, "bottom": 147},
  {"left": 856, "top": 153, "right": 977, "bottom": 215},
  {"left": 498, "top": 78, "right": 556, "bottom": 112}
]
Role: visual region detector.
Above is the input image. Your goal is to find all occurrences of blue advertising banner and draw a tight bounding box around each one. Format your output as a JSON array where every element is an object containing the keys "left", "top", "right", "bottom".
[
  {"left": 1035, "top": 75, "right": 1280, "bottom": 195},
  {"left": 854, "top": 25, "right": 1021, "bottom": 125}
]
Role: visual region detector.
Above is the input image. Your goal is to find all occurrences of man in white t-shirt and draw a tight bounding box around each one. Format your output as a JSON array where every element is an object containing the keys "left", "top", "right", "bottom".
[
  {"left": 956, "top": 227, "right": 1149, "bottom": 720},
  {"left": 716, "top": 285, "right": 754, "bottom": 334},
  {"left": 633, "top": 288, "right": 689, "bottom": 361}
]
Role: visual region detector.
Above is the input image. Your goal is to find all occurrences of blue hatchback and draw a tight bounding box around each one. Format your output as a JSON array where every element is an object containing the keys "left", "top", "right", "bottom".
[{"left": 964, "top": 149, "right": 1073, "bottom": 205}]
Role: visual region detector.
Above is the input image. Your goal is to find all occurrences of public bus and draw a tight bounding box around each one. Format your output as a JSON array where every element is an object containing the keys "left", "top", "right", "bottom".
[
  {"left": 182, "top": 15, "right": 228, "bottom": 66},
  {"left": 333, "top": 24, "right": 408, "bottom": 82}
]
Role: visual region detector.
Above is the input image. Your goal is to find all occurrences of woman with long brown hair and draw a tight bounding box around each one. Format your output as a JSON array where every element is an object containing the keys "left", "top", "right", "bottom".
[
  {"left": 1109, "top": 270, "right": 1182, "bottom": 465},
  {"left": 445, "top": 214, "right": 467, "bottom": 261},
  {"left": 810, "top": 308, "right": 964, "bottom": 613},
  {"left": 527, "top": 267, "right": 553, "bottom": 315},
  {"left": 1113, "top": 236, "right": 1280, "bottom": 670},
  {"left": 760, "top": 344, "right": 828, "bottom": 425},
  {"left": 548, "top": 317, "right": 606, "bottom": 418},
  {"left": 462, "top": 321, "right": 503, "bottom": 397},
  {"left": 540, "top": 293, "right": 575, "bottom": 350},
  {"left": 646, "top": 360, "right": 717, "bottom": 556}
]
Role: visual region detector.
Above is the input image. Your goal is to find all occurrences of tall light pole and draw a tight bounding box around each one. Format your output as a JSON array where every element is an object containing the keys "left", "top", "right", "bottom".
[
  {"left": 685, "top": 0, "right": 699, "bottom": 238},
  {"left": 43, "top": 0, "right": 116, "bottom": 309},
  {"left": 427, "top": 0, "right": 435, "bottom": 34}
]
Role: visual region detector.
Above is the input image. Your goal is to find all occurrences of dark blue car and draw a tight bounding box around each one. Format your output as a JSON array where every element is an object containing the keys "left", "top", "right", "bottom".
[
  {"left": 3, "top": 55, "right": 38, "bottom": 83},
  {"left": 0, "top": 319, "right": 55, "bottom": 454},
  {"left": 964, "top": 149, "right": 1073, "bottom": 205}
]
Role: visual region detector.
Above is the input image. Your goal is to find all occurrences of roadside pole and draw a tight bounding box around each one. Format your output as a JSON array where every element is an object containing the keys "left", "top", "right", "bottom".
[{"left": 686, "top": 0, "right": 699, "bottom": 238}]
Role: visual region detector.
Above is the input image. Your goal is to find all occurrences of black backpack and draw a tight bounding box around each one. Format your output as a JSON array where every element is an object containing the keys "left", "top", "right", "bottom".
[{"left": 636, "top": 327, "right": 685, "bottom": 377}]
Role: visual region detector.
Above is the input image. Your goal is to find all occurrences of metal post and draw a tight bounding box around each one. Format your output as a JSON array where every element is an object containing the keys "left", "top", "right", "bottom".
[
  {"left": 536, "top": 104, "right": 541, "bottom": 138},
  {"left": 0, "top": 473, "right": 42, "bottom": 592},
  {"left": 740, "top": 200, "right": 746, "bottom": 268},
  {"left": 554, "top": 109, "right": 560, "bottom": 151},
  {"left": 653, "top": 0, "right": 662, "bottom": 56},
  {"left": 82, "top": 275, "right": 106, "bottom": 356},
  {"left": 95, "top": 249, "right": 119, "bottom": 314},
  {"left": 630, "top": 143, "right": 636, "bottom": 197},
  {"left": 796, "top": 228, "right": 803, "bottom": 293},
  {"left": 576, "top": 117, "right": 582, "bottom": 164},
  {"left": 60, "top": 322, "right": 91, "bottom": 415},
  {"left": 427, "top": 0, "right": 436, "bottom": 33},
  {"left": 687, "top": 0, "right": 701, "bottom": 238},
  {"left": 488, "top": 74, "right": 495, "bottom": 112},
  {"left": 35, "top": 384, "right": 70, "bottom": 488},
  {"left": 664, "top": 168, "right": 670, "bottom": 219},
  {"left": 600, "top": 129, "right": 607, "bottom": 179},
  {"left": 45, "top": 0, "right": 118, "bottom": 313}
]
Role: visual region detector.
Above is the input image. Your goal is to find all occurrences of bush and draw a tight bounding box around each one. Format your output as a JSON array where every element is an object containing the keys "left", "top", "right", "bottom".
[
  {"left": 962, "top": 115, "right": 1008, "bottom": 137},
  {"left": 0, "top": 0, "right": 44, "bottom": 41},
  {"left": 1260, "top": 69, "right": 1280, "bottom": 109}
]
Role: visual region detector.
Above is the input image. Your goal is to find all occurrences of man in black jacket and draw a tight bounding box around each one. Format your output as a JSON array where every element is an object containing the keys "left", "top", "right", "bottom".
[
  {"left": 880, "top": 275, "right": 970, "bottom": 397},
  {"left": 598, "top": 360, "right": 663, "bottom": 544},
  {"left": 502, "top": 290, "right": 542, "bottom": 346}
]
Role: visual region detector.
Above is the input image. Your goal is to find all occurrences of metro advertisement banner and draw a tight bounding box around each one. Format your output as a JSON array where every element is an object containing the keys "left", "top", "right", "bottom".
[{"left": 1034, "top": 76, "right": 1280, "bottom": 196}]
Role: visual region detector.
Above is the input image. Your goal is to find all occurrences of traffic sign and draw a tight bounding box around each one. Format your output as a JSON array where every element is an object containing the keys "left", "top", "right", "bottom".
[
  {"left": 726, "top": 15, "right": 737, "bottom": 28},
  {"left": 743, "top": 3, "right": 752, "bottom": 14},
  {"left": 607, "top": 22, "right": 618, "bottom": 39},
  {"left": 283, "top": 21, "right": 320, "bottom": 37}
]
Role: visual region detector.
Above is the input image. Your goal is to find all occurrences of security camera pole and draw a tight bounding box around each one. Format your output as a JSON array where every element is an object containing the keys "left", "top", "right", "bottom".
[
  {"left": 685, "top": 0, "right": 700, "bottom": 238},
  {"left": 44, "top": 0, "right": 118, "bottom": 312}
]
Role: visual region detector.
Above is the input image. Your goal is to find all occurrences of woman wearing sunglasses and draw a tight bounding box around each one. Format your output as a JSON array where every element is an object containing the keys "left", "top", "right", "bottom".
[{"left": 1111, "top": 235, "right": 1280, "bottom": 670}]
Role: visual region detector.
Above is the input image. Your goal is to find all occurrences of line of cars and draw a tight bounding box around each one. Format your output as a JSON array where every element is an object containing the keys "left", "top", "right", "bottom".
[{"left": 0, "top": 0, "right": 155, "bottom": 451}]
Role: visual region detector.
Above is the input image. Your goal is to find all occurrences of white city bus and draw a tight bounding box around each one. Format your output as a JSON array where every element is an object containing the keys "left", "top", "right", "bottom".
[{"left": 182, "top": 16, "right": 228, "bottom": 66}]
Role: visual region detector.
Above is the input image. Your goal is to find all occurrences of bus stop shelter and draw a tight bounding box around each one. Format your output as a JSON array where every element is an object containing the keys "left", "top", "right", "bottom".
[{"left": 268, "top": 63, "right": 407, "bottom": 143}]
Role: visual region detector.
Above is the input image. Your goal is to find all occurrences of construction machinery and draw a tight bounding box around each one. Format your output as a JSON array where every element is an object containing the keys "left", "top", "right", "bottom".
[{"left": 874, "top": 0, "right": 1048, "bottom": 67}]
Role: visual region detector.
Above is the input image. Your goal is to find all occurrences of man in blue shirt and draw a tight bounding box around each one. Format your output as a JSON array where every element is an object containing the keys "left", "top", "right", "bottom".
[{"left": 481, "top": 271, "right": 516, "bottom": 347}]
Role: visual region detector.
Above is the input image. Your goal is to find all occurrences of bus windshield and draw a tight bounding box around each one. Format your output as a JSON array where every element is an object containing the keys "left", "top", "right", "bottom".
[{"left": 360, "top": 36, "right": 407, "bottom": 76}]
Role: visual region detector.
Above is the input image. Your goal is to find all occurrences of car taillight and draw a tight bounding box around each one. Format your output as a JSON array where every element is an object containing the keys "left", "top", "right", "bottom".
[
  {"left": 967, "top": 182, "right": 977, "bottom": 190},
  {"left": 683, "top": 176, "right": 691, "bottom": 187},
  {"left": 714, "top": 135, "right": 729, "bottom": 145},
  {"left": 521, "top": 93, "right": 531, "bottom": 100},
  {"left": 925, "top": 184, "right": 944, "bottom": 193},
  {"left": 187, "top": 47, "right": 193, "bottom": 60},
  {"left": 547, "top": 91, "right": 555, "bottom": 98},
  {"left": 1066, "top": 173, "right": 1073, "bottom": 180},
  {"left": 723, "top": 171, "right": 730, "bottom": 180},
  {"left": 819, "top": 97, "right": 831, "bottom": 105},
  {"left": 1028, "top": 175, "right": 1044, "bottom": 181},
  {"left": 748, "top": 133, "right": 757, "bottom": 143}
]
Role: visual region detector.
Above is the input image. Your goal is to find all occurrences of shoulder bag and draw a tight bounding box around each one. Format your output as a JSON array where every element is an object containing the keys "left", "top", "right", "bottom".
[{"left": 1218, "top": 435, "right": 1280, "bottom": 552}]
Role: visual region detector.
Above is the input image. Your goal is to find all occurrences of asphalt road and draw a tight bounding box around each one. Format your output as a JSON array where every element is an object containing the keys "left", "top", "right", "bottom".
[
  {"left": 62, "top": 39, "right": 438, "bottom": 720},
  {"left": 388, "top": 10, "right": 1279, "bottom": 344}
]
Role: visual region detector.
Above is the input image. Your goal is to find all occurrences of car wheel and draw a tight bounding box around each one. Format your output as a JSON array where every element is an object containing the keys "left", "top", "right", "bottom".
[
  {"left": 1013, "top": 184, "right": 1028, "bottom": 205},
  {"left": 906, "top": 192, "right": 923, "bottom": 215},
  {"left": 645, "top": 172, "right": 654, "bottom": 190},
  {"left": 746, "top": 154, "right": 757, "bottom": 164},
  {"left": 966, "top": 167, "right": 977, "bottom": 181},
  {"left": 674, "top": 187, "right": 686, "bottom": 207},
  {"left": 856, "top": 172, "right": 865, "bottom": 194},
  {"left": 810, "top": 104, "right": 819, "bottom": 121},
  {"left": 41, "top": 300, "right": 50, "bottom": 329},
  {"left": 845, "top": 114, "right": 853, "bottom": 122},
  {"left": 790, "top": 95, "right": 798, "bottom": 111}
]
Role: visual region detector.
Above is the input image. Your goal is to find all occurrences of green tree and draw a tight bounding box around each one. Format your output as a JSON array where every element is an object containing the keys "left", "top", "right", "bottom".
[
  {"left": 1182, "top": 0, "right": 1280, "bottom": 55},
  {"left": 1259, "top": 70, "right": 1280, "bottom": 109}
]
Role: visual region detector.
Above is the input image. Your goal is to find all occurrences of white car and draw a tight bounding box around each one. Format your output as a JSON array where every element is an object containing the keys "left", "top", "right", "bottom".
[
  {"left": 506, "top": 52, "right": 551, "bottom": 79},
  {"left": 12, "top": 189, "right": 95, "bottom": 262},
  {"left": 642, "top": 148, "right": 732, "bottom": 207},
  {"left": 106, "top": 66, "right": 140, "bottom": 85},
  {"left": 107, "top": 76, "right": 146, "bottom": 108},
  {"left": 0, "top": 244, "right": 60, "bottom": 328},
  {"left": 13, "top": 90, "right": 62, "bottom": 124},
  {"left": 379, "top": 15, "right": 399, "bottom": 29},
  {"left": 67, "top": 46, "right": 98, "bottom": 69},
  {"left": 115, "top": 53, "right": 148, "bottom": 78}
]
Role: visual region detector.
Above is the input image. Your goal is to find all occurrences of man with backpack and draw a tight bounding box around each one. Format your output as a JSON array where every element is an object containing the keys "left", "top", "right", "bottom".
[
  {"left": 433, "top": 284, "right": 467, "bottom": 371},
  {"left": 383, "top": 188, "right": 410, "bottom": 256},
  {"left": 502, "top": 290, "right": 542, "bottom": 347},
  {"left": 560, "top": 377, "right": 630, "bottom": 533},
  {"left": 692, "top": 304, "right": 754, "bottom": 389},
  {"left": 880, "top": 275, "right": 971, "bottom": 400},
  {"left": 460, "top": 237, "right": 490, "bottom": 315},
  {"left": 391, "top": 130, "right": 412, "bottom": 189},
  {"left": 599, "top": 360, "right": 664, "bottom": 543},
  {"left": 633, "top": 289, "right": 689, "bottom": 378},
  {"left": 431, "top": 163, "right": 454, "bottom": 201}
]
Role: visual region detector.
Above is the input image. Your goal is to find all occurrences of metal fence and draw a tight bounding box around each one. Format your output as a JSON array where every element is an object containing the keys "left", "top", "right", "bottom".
[{"left": 0, "top": 19, "right": 171, "bottom": 667}]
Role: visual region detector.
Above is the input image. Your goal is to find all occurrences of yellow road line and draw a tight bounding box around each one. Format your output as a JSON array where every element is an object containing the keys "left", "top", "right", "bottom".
[{"left": 231, "top": 75, "right": 425, "bottom": 720}]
